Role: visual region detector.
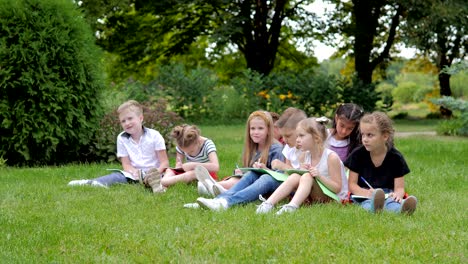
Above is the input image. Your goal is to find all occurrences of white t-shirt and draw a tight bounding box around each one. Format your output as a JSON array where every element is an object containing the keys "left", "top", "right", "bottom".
[
  {"left": 282, "top": 144, "right": 301, "bottom": 169},
  {"left": 116, "top": 127, "right": 166, "bottom": 171}
]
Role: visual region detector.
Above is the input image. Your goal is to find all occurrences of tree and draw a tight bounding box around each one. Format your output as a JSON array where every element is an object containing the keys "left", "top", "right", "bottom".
[
  {"left": 79, "top": 0, "right": 321, "bottom": 78},
  {"left": 325, "top": 0, "right": 405, "bottom": 83},
  {"left": 401, "top": 0, "right": 468, "bottom": 117},
  {"left": 321, "top": 0, "right": 407, "bottom": 110}
]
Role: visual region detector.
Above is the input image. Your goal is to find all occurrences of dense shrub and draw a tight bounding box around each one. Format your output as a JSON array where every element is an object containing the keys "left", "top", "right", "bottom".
[
  {"left": 432, "top": 96, "right": 467, "bottom": 136},
  {"left": 0, "top": 0, "right": 105, "bottom": 165},
  {"left": 88, "top": 100, "right": 183, "bottom": 162}
]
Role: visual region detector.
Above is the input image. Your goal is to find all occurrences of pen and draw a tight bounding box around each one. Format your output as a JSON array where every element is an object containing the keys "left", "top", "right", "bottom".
[
  {"left": 360, "top": 176, "right": 373, "bottom": 189},
  {"left": 236, "top": 163, "right": 240, "bottom": 169}
]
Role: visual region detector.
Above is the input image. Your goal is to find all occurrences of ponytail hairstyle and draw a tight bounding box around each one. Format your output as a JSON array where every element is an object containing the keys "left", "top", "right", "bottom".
[
  {"left": 360, "top": 112, "right": 395, "bottom": 148},
  {"left": 170, "top": 124, "right": 201, "bottom": 148},
  {"left": 297, "top": 117, "right": 330, "bottom": 154},
  {"left": 242, "top": 110, "right": 274, "bottom": 167},
  {"left": 331, "top": 103, "right": 364, "bottom": 153}
]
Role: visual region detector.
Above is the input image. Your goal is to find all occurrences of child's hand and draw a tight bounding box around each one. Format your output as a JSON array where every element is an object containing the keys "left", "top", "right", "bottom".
[
  {"left": 308, "top": 167, "right": 318, "bottom": 177},
  {"left": 300, "top": 163, "right": 311, "bottom": 170},
  {"left": 253, "top": 161, "right": 265, "bottom": 169},
  {"left": 388, "top": 192, "right": 404, "bottom": 203},
  {"left": 234, "top": 168, "right": 242, "bottom": 175},
  {"left": 271, "top": 159, "right": 283, "bottom": 170}
]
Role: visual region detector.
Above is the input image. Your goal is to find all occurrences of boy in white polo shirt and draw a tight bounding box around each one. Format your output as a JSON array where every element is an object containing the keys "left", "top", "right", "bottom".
[{"left": 68, "top": 100, "right": 169, "bottom": 192}]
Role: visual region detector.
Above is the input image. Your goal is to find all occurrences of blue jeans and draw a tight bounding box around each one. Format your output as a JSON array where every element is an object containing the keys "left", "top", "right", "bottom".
[
  {"left": 353, "top": 188, "right": 402, "bottom": 213},
  {"left": 217, "top": 171, "right": 281, "bottom": 207},
  {"left": 93, "top": 172, "right": 129, "bottom": 186}
]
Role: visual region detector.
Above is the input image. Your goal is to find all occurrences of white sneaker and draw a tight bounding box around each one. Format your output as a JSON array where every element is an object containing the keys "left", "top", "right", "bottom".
[
  {"left": 212, "top": 183, "right": 227, "bottom": 196},
  {"left": 256, "top": 201, "right": 274, "bottom": 214},
  {"left": 183, "top": 203, "right": 200, "bottom": 209},
  {"left": 90, "top": 181, "right": 108, "bottom": 188},
  {"left": 196, "top": 197, "right": 228, "bottom": 211},
  {"left": 197, "top": 181, "right": 212, "bottom": 197},
  {"left": 68, "top": 179, "right": 91, "bottom": 186},
  {"left": 276, "top": 203, "right": 298, "bottom": 215},
  {"left": 195, "top": 165, "right": 216, "bottom": 196},
  {"left": 401, "top": 196, "right": 417, "bottom": 215}
]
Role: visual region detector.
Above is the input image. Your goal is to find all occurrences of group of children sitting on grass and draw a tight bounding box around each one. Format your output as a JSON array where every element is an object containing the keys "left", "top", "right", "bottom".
[{"left": 68, "top": 100, "right": 418, "bottom": 215}]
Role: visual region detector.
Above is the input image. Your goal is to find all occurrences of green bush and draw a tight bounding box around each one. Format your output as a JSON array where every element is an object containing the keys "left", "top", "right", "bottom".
[
  {"left": 432, "top": 96, "right": 467, "bottom": 136},
  {"left": 0, "top": 0, "right": 105, "bottom": 165},
  {"left": 88, "top": 101, "right": 183, "bottom": 162}
]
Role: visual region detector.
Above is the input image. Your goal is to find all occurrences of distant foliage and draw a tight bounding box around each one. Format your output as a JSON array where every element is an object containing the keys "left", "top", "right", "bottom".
[
  {"left": 88, "top": 101, "right": 183, "bottom": 162},
  {"left": 0, "top": 0, "right": 105, "bottom": 165},
  {"left": 340, "top": 77, "right": 380, "bottom": 113},
  {"left": 432, "top": 96, "right": 467, "bottom": 136}
]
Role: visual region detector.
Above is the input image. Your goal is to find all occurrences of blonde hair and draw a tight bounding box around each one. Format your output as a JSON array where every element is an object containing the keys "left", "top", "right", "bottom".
[
  {"left": 242, "top": 110, "right": 274, "bottom": 167},
  {"left": 117, "top": 100, "right": 143, "bottom": 116},
  {"left": 360, "top": 112, "right": 394, "bottom": 148},
  {"left": 297, "top": 117, "right": 329, "bottom": 153},
  {"left": 171, "top": 124, "right": 201, "bottom": 148}
]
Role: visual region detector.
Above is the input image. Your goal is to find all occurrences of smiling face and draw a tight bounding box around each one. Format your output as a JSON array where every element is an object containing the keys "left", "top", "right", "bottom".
[
  {"left": 249, "top": 117, "right": 268, "bottom": 147},
  {"left": 280, "top": 127, "right": 297, "bottom": 148},
  {"left": 119, "top": 108, "right": 143, "bottom": 135},
  {"left": 360, "top": 121, "right": 388, "bottom": 153},
  {"left": 334, "top": 116, "right": 357, "bottom": 140}
]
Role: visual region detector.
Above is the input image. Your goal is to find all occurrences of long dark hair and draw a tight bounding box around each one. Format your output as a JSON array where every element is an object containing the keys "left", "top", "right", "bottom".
[{"left": 331, "top": 103, "right": 364, "bottom": 153}]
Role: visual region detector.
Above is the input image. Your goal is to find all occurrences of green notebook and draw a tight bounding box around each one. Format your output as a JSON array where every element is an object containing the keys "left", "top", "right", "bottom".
[
  {"left": 286, "top": 169, "right": 339, "bottom": 201},
  {"left": 238, "top": 168, "right": 288, "bottom": 182}
]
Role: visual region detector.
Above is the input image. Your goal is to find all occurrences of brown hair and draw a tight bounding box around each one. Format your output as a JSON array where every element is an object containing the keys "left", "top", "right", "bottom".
[
  {"left": 171, "top": 124, "right": 201, "bottom": 148},
  {"left": 276, "top": 107, "right": 307, "bottom": 129},
  {"left": 242, "top": 110, "right": 274, "bottom": 167},
  {"left": 360, "top": 112, "right": 394, "bottom": 148},
  {"left": 117, "top": 100, "right": 143, "bottom": 116}
]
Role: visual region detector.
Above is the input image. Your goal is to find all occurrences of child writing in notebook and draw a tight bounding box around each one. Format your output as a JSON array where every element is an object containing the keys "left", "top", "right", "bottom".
[
  {"left": 257, "top": 117, "right": 348, "bottom": 214},
  {"left": 255, "top": 108, "right": 307, "bottom": 213},
  {"left": 150, "top": 124, "right": 219, "bottom": 191},
  {"left": 345, "top": 112, "right": 417, "bottom": 214},
  {"left": 195, "top": 108, "right": 302, "bottom": 198},
  {"left": 193, "top": 110, "right": 284, "bottom": 211},
  {"left": 327, "top": 103, "right": 364, "bottom": 162},
  {"left": 68, "top": 100, "right": 169, "bottom": 192}
]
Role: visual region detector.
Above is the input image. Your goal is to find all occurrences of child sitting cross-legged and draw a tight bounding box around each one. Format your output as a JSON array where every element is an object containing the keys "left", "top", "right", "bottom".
[{"left": 345, "top": 112, "right": 417, "bottom": 214}]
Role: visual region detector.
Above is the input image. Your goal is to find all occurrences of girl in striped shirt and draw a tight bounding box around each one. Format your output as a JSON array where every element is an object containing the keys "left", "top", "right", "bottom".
[{"left": 159, "top": 124, "right": 219, "bottom": 189}]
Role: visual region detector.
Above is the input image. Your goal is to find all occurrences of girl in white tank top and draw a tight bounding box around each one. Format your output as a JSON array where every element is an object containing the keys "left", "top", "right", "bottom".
[{"left": 256, "top": 117, "right": 347, "bottom": 215}]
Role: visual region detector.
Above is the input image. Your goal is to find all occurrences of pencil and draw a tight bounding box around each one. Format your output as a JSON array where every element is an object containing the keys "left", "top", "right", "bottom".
[{"left": 360, "top": 176, "right": 373, "bottom": 189}]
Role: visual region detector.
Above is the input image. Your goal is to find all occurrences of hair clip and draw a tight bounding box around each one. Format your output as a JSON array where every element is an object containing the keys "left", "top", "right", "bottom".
[{"left": 316, "top": 116, "right": 329, "bottom": 124}]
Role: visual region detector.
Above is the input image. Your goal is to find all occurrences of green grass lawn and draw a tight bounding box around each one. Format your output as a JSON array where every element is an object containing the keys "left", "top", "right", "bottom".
[
  {"left": 0, "top": 125, "right": 466, "bottom": 263},
  {"left": 393, "top": 118, "right": 440, "bottom": 132}
]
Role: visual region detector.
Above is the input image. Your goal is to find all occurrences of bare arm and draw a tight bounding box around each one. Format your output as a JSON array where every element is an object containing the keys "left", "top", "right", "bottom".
[
  {"left": 317, "top": 153, "right": 342, "bottom": 194},
  {"left": 156, "top": 149, "right": 170, "bottom": 174},
  {"left": 271, "top": 159, "right": 292, "bottom": 171},
  {"left": 348, "top": 170, "right": 373, "bottom": 197},
  {"left": 120, "top": 156, "right": 138, "bottom": 179},
  {"left": 390, "top": 177, "right": 405, "bottom": 203},
  {"left": 182, "top": 152, "right": 220, "bottom": 172}
]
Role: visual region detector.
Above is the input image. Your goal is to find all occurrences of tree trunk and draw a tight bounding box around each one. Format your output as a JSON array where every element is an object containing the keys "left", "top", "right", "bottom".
[
  {"left": 240, "top": 0, "right": 286, "bottom": 76},
  {"left": 436, "top": 35, "right": 453, "bottom": 118}
]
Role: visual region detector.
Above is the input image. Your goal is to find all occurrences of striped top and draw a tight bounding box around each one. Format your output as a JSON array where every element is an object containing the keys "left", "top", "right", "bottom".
[{"left": 176, "top": 138, "right": 217, "bottom": 163}]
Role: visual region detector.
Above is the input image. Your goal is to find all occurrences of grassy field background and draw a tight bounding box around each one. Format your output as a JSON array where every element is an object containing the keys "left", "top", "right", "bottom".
[{"left": 0, "top": 124, "right": 466, "bottom": 263}]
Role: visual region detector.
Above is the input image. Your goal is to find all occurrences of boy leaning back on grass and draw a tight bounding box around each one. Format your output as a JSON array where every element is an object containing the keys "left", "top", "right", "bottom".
[{"left": 68, "top": 100, "right": 169, "bottom": 192}]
